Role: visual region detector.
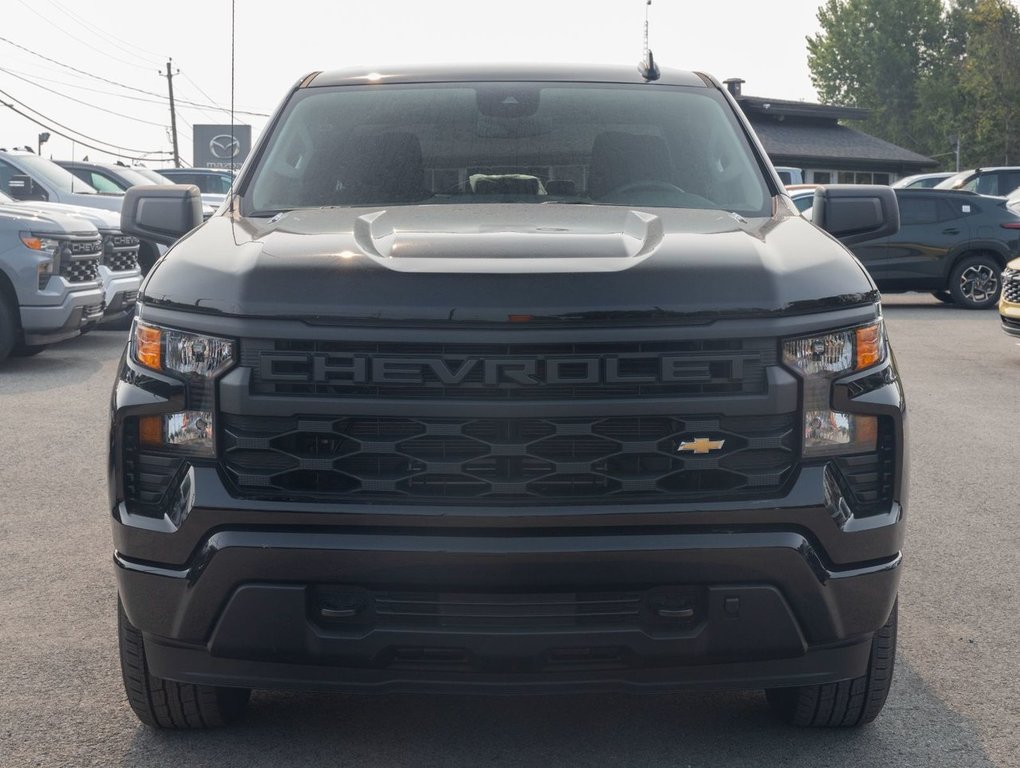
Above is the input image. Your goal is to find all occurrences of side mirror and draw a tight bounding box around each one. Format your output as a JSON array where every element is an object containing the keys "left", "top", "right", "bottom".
[
  {"left": 8, "top": 174, "right": 46, "bottom": 201},
  {"left": 812, "top": 185, "right": 899, "bottom": 245},
  {"left": 121, "top": 184, "right": 204, "bottom": 246}
]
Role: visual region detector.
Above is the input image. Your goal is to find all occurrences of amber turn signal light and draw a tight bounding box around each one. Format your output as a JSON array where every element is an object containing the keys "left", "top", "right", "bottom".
[
  {"left": 133, "top": 322, "right": 162, "bottom": 371},
  {"left": 855, "top": 323, "right": 883, "bottom": 370}
]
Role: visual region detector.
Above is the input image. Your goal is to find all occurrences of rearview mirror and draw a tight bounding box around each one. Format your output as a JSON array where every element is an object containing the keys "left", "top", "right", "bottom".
[
  {"left": 812, "top": 185, "right": 899, "bottom": 245},
  {"left": 121, "top": 184, "right": 204, "bottom": 246}
]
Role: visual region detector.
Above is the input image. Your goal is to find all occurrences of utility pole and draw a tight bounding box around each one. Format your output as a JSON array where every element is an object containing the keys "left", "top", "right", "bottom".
[{"left": 160, "top": 59, "right": 181, "bottom": 167}]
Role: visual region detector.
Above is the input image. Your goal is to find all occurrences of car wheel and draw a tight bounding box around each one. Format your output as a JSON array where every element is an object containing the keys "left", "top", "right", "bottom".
[
  {"left": 765, "top": 600, "right": 896, "bottom": 727},
  {"left": 930, "top": 290, "right": 954, "bottom": 304},
  {"left": 118, "top": 600, "right": 251, "bottom": 728},
  {"left": 948, "top": 254, "right": 1002, "bottom": 309},
  {"left": 0, "top": 294, "right": 17, "bottom": 363}
]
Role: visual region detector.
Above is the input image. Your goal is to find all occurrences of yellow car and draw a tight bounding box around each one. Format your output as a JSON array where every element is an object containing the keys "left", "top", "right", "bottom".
[{"left": 1001, "top": 257, "right": 1020, "bottom": 336}]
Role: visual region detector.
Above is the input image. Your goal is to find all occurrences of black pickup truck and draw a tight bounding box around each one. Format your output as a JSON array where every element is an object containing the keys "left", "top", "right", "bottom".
[{"left": 112, "top": 63, "right": 907, "bottom": 730}]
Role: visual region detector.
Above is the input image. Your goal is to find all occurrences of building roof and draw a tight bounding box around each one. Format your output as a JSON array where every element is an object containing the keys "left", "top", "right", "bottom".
[
  {"left": 737, "top": 95, "right": 869, "bottom": 122},
  {"left": 750, "top": 120, "right": 937, "bottom": 172}
]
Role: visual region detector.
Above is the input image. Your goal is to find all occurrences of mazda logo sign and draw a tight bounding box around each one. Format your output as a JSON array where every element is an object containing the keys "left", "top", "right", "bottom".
[{"left": 209, "top": 134, "right": 241, "bottom": 159}]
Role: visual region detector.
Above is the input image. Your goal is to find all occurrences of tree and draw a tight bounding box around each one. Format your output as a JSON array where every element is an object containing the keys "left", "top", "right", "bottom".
[
  {"left": 807, "top": 0, "right": 946, "bottom": 151},
  {"left": 953, "top": 0, "right": 1020, "bottom": 165}
]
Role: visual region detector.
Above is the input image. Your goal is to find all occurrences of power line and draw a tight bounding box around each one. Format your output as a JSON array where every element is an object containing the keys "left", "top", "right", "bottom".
[
  {"left": 0, "top": 102, "right": 171, "bottom": 161},
  {"left": 14, "top": 0, "right": 155, "bottom": 71},
  {"left": 0, "top": 66, "right": 254, "bottom": 118},
  {"left": 0, "top": 87, "right": 170, "bottom": 155},
  {"left": 42, "top": 0, "right": 165, "bottom": 67},
  {"left": 181, "top": 72, "right": 226, "bottom": 121},
  {"left": 0, "top": 36, "right": 271, "bottom": 117},
  {"left": 0, "top": 68, "right": 167, "bottom": 127}
]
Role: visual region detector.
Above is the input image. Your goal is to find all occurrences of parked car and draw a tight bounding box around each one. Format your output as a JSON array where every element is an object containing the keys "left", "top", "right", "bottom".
[
  {"left": 935, "top": 167, "right": 1020, "bottom": 197},
  {"left": 115, "top": 62, "right": 906, "bottom": 730},
  {"left": 0, "top": 149, "right": 123, "bottom": 213},
  {"left": 0, "top": 189, "right": 141, "bottom": 326},
  {"left": 786, "top": 184, "right": 820, "bottom": 213},
  {"left": 774, "top": 166, "right": 804, "bottom": 185},
  {"left": 891, "top": 172, "right": 955, "bottom": 189},
  {"left": 156, "top": 167, "right": 234, "bottom": 194},
  {"left": 1000, "top": 257, "right": 1020, "bottom": 337},
  {"left": 55, "top": 160, "right": 158, "bottom": 195},
  {"left": 849, "top": 188, "right": 1020, "bottom": 308},
  {"left": 0, "top": 203, "right": 105, "bottom": 362},
  {"left": 59, "top": 161, "right": 226, "bottom": 210}
]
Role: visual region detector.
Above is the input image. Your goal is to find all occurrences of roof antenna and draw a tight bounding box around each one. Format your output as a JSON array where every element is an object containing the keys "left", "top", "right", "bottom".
[{"left": 638, "top": 1, "right": 660, "bottom": 81}]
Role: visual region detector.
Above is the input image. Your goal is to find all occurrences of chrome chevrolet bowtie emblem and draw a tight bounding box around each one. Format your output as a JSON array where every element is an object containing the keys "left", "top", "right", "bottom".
[{"left": 678, "top": 438, "right": 725, "bottom": 454}]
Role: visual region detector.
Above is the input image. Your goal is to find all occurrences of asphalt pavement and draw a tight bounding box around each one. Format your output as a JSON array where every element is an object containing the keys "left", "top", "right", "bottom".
[{"left": 0, "top": 293, "right": 1017, "bottom": 767}]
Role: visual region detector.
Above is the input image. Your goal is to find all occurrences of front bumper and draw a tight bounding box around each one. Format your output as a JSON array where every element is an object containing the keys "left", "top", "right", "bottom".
[
  {"left": 20, "top": 283, "right": 105, "bottom": 345},
  {"left": 97, "top": 266, "right": 141, "bottom": 321},
  {"left": 115, "top": 514, "right": 900, "bottom": 694}
]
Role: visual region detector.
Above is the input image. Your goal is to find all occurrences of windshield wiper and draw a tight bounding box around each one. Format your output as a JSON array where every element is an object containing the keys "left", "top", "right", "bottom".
[{"left": 248, "top": 208, "right": 293, "bottom": 218}]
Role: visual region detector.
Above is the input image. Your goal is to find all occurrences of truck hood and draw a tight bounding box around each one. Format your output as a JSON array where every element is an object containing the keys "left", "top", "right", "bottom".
[
  {"left": 0, "top": 203, "right": 99, "bottom": 236},
  {"left": 56, "top": 192, "right": 124, "bottom": 214},
  {"left": 3, "top": 199, "right": 121, "bottom": 231},
  {"left": 142, "top": 204, "right": 878, "bottom": 324}
]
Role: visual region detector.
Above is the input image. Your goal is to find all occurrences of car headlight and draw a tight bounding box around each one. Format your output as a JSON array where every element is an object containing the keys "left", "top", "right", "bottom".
[
  {"left": 21, "top": 232, "right": 61, "bottom": 287},
  {"left": 131, "top": 320, "right": 235, "bottom": 378},
  {"left": 139, "top": 410, "right": 215, "bottom": 455},
  {"left": 783, "top": 320, "right": 886, "bottom": 458}
]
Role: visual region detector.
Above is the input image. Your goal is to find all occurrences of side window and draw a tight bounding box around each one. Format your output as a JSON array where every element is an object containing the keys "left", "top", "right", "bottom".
[
  {"left": 0, "top": 159, "right": 18, "bottom": 191},
  {"left": 898, "top": 197, "right": 940, "bottom": 226},
  {"left": 1002, "top": 172, "right": 1020, "bottom": 196},
  {"left": 87, "top": 172, "right": 123, "bottom": 193},
  {"left": 974, "top": 174, "right": 998, "bottom": 195},
  {"left": 939, "top": 199, "right": 965, "bottom": 220}
]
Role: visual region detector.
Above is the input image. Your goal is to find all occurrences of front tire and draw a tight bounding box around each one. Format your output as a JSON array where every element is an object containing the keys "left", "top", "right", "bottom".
[
  {"left": 0, "top": 294, "right": 17, "bottom": 362},
  {"left": 949, "top": 254, "right": 1002, "bottom": 309},
  {"left": 766, "top": 601, "right": 897, "bottom": 727},
  {"left": 118, "top": 600, "right": 251, "bottom": 729}
]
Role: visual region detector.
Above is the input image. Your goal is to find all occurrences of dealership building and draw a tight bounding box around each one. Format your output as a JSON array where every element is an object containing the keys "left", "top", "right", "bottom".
[{"left": 725, "top": 79, "right": 937, "bottom": 185}]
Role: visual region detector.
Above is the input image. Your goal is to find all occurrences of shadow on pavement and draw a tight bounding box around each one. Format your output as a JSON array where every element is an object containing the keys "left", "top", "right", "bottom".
[
  {"left": 118, "top": 660, "right": 993, "bottom": 768},
  {"left": 0, "top": 331, "right": 126, "bottom": 394}
]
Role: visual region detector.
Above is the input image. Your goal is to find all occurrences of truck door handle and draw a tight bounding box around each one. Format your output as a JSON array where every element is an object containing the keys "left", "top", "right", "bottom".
[{"left": 942, "top": 228, "right": 960, "bottom": 235}]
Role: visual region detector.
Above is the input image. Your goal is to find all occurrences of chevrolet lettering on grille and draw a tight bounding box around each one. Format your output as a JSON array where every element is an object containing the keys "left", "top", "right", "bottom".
[{"left": 258, "top": 352, "right": 747, "bottom": 387}]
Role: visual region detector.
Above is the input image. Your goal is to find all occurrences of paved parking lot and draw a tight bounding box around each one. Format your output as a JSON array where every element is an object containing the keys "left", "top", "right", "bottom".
[{"left": 1, "top": 293, "right": 1017, "bottom": 767}]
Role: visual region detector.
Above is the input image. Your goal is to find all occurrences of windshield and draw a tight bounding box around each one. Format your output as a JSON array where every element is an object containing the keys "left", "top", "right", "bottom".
[
  {"left": 132, "top": 168, "right": 173, "bottom": 185},
  {"left": 245, "top": 82, "right": 771, "bottom": 216},
  {"left": 110, "top": 166, "right": 162, "bottom": 187},
  {"left": 935, "top": 170, "right": 976, "bottom": 191},
  {"left": 0, "top": 189, "right": 12, "bottom": 203},
  {"left": 11, "top": 154, "right": 98, "bottom": 194}
]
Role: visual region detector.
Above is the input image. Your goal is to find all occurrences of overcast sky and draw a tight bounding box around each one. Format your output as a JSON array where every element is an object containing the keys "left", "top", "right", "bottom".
[{"left": 0, "top": 0, "right": 832, "bottom": 166}]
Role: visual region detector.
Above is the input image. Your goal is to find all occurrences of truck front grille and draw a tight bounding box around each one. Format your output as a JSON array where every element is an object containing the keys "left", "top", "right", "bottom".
[
  {"left": 220, "top": 412, "right": 797, "bottom": 504},
  {"left": 102, "top": 233, "right": 140, "bottom": 271},
  {"left": 1003, "top": 271, "right": 1020, "bottom": 303}
]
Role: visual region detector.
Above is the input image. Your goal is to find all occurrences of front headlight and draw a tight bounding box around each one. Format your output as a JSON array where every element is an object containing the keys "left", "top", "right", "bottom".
[
  {"left": 783, "top": 320, "right": 886, "bottom": 458},
  {"left": 21, "top": 232, "right": 61, "bottom": 287},
  {"left": 130, "top": 320, "right": 235, "bottom": 378}
]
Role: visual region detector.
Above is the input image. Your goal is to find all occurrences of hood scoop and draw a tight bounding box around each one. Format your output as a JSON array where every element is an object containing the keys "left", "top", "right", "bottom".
[{"left": 353, "top": 206, "right": 663, "bottom": 273}]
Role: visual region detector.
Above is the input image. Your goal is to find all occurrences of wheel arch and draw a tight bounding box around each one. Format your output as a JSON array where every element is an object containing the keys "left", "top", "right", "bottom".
[{"left": 942, "top": 246, "right": 1008, "bottom": 288}]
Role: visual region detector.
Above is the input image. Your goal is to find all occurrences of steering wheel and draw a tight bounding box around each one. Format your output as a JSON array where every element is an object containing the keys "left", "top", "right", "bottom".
[{"left": 599, "top": 180, "right": 686, "bottom": 199}]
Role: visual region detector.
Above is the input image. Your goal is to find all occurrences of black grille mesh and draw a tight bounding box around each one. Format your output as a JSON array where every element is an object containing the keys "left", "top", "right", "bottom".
[
  {"left": 831, "top": 417, "right": 896, "bottom": 516},
  {"left": 1003, "top": 272, "right": 1020, "bottom": 303},
  {"left": 61, "top": 257, "right": 100, "bottom": 283},
  {"left": 221, "top": 412, "right": 797, "bottom": 504},
  {"left": 102, "top": 233, "right": 140, "bottom": 271}
]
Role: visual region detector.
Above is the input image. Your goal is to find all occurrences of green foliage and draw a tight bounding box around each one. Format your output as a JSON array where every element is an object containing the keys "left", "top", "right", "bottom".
[{"left": 807, "top": 0, "right": 1020, "bottom": 167}]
